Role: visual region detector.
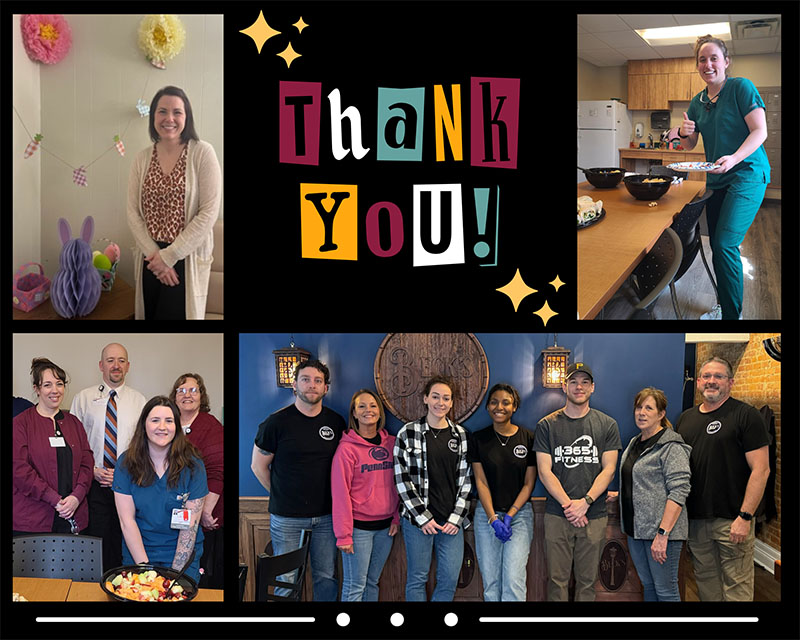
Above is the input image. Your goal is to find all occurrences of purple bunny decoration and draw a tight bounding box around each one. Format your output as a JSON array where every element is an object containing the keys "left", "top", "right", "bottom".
[{"left": 50, "top": 216, "right": 102, "bottom": 318}]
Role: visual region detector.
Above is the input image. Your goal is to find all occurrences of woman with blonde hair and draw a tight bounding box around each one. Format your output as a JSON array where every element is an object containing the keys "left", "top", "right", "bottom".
[
  {"left": 619, "top": 387, "right": 691, "bottom": 601},
  {"left": 331, "top": 389, "right": 399, "bottom": 601}
]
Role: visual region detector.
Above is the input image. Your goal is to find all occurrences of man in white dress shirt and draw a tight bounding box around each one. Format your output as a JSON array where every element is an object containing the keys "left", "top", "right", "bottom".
[{"left": 70, "top": 343, "right": 146, "bottom": 570}]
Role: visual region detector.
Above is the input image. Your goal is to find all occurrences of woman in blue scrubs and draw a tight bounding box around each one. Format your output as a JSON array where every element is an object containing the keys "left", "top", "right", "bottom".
[
  {"left": 114, "top": 396, "right": 207, "bottom": 581},
  {"left": 675, "top": 35, "right": 770, "bottom": 320}
]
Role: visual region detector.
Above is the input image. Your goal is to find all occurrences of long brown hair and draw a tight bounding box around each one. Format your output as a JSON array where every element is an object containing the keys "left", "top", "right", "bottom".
[{"left": 123, "top": 396, "right": 202, "bottom": 488}]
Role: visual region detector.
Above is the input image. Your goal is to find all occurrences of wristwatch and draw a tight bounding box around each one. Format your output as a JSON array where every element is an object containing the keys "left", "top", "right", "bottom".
[
  {"left": 657, "top": 527, "right": 670, "bottom": 536},
  {"left": 583, "top": 495, "right": 594, "bottom": 505},
  {"left": 738, "top": 510, "right": 753, "bottom": 521}
]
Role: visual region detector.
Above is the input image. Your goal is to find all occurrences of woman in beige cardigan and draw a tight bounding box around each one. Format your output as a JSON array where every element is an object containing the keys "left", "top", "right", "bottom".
[{"left": 127, "top": 86, "right": 221, "bottom": 320}]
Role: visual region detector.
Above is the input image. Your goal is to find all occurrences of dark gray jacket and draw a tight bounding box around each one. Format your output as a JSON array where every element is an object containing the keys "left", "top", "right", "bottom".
[{"left": 619, "top": 428, "right": 692, "bottom": 540}]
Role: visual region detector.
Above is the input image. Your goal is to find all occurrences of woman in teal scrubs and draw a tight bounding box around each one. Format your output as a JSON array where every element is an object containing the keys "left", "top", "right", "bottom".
[
  {"left": 675, "top": 35, "right": 770, "bottom": 320},
  {"left": 114, "top": 396, "right": 207, "bottom": 581}
]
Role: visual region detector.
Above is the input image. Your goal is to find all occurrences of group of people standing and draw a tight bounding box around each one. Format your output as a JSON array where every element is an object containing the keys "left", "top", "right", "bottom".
[
  {"left": 252, "top": 356, "right": 770, "bottom": 603},
  {"left": 12, "top": 344, "right": 224, "bottom": 586}
]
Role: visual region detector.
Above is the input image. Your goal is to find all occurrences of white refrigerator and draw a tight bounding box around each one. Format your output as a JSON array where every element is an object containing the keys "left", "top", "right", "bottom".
[{"left": 577, "top": 100, "right": 632, "bottom": 183}]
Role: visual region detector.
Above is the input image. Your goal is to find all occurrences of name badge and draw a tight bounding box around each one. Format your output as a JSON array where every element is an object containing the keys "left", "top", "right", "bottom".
[
  {"left": 49, "top": 436, "right": 66, "bottom": 447},
  {"left": 170, "top": 508, "right": 192, "bottom": 530}
]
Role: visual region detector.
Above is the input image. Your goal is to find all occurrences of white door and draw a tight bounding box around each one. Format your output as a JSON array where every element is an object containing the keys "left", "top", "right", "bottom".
[{"left": 578, "top": 129, "right": 616, "bottom": 173}]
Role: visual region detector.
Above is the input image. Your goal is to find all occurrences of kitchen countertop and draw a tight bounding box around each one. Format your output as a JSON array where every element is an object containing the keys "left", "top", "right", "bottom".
[{"left": 619, "top": 147, "right": 705, "bottom": 153}]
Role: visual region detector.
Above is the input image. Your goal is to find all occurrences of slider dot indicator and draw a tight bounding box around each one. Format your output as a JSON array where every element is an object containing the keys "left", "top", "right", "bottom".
[{"left": 390, "top": 613, "right": 404, "bottom": 627}]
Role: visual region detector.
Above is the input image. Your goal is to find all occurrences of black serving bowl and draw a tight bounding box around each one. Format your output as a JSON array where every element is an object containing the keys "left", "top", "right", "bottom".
[
  {"left": 100, "top": 563, "right": 198, "bottom": 602},
  {"left": 623, "top": 174, "right": 672, "bottom": 200},
  {"left": 582, "top": 167, "right": 625, "bottom": 188}
]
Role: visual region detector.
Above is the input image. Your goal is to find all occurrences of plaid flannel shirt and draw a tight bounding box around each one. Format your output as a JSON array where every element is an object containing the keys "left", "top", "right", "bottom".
[{"left": 393, "top": 417, "right": 472, "bottom": 529}]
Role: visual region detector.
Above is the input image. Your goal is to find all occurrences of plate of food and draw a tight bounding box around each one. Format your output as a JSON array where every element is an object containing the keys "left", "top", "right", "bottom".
[
  {"left": 100, "top": 564, "right": 197, "bottom": 602},
  {"left": 577, "top": 195, "right": 605, "bottom": 229},
  {"left": 666, "top": 161, "right": 719, "bottom": 172}
]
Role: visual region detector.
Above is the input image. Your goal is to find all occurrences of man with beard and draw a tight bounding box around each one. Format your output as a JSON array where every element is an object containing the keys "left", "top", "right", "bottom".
[
  {"left": 70, "top": 343, "right": 146, "bottom": 570},
  {"left": 251, "top": 359, "right": 346, "bottom": 600},
  {"left": 533, "top": 362, "right": 622, "bottom": 601},
  {"left": 675, "top": 356, "right": 770, "bottom": 601}
]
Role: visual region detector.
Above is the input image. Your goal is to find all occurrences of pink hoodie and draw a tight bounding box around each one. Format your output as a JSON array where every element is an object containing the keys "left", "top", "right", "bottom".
[{"left": 331, "top": 428, "right": 400, "bottom": 547}]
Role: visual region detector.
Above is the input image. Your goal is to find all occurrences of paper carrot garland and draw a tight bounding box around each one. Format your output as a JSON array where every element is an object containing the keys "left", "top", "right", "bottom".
[
  {"left": 114, "top": 135, "right": 125, "bottom": 156},
  {"left": 73, "top": 166, "right": 88, "bottom": 187},
  {"left": 24, "top": 133, "right": 43, "bottom": 159},
  {"left": 136, "top": 99, "right": 150, "bottom": 117}
]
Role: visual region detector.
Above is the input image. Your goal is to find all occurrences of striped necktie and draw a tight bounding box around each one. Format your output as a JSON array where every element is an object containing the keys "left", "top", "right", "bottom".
[{"left": 104, "top": 390, "right": 118, "bottom": 469}]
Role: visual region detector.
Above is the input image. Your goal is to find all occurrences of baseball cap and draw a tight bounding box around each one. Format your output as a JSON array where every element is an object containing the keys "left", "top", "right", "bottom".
[{"left": 565, "top": 362, "right": 593, "bottom": 382}]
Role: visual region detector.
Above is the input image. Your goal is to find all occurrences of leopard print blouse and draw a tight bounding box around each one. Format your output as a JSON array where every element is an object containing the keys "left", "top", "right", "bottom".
[{"left": 142, "top": 144, "right": 187, "bottom": 242}]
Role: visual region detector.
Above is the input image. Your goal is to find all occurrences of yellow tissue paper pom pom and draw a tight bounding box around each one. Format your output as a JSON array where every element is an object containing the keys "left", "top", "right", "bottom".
[{"left": 138, "top": 15, "right": 185, "bottom": 68}]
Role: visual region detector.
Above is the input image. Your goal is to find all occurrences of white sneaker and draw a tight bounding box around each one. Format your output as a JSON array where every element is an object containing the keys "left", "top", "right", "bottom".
[
  {"left": 700, "top": 304, "right": 722, "bottom": 320},
  {"left": 700, "top": 304, "right": 742, "bottom": 320}
]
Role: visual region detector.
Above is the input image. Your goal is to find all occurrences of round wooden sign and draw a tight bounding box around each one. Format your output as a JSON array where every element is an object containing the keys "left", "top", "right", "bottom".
[{"left": 374, "top": 333, "right": 490, "bottom": 424}]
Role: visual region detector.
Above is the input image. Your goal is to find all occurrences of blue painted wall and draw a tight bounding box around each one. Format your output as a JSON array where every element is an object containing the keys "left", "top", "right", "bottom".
[{"left": 239, "top": 333, "right": 686, "bottom": 497}]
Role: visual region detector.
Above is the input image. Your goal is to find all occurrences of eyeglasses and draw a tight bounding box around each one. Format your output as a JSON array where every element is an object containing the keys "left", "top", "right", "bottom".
[
  {"left": 700, "top": 373, "right": 729, "bottom": 381},
  {"left": 176, "top": 387, "right": 200, "bottom": 395}
]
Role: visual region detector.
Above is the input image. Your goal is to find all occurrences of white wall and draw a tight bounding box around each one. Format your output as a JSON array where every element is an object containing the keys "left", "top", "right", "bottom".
[
  {"left": 12, "top": 333, "right": 224, "bottom": 420},
  {"left": 12, "top": 14, "right": 223, "bottom": 288},
  {"left": 12, "top": 16, "right": 42, "bottom": 269}
]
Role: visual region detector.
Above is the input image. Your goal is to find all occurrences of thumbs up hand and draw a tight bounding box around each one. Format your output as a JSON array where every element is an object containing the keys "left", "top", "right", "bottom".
[{"left": 680, "top": 112, "right": 696, "bottom": 137}]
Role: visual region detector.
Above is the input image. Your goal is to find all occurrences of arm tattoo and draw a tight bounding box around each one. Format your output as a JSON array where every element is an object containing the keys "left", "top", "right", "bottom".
[{"left": 172, "top": 497, "right": 205, "bottom": 571}]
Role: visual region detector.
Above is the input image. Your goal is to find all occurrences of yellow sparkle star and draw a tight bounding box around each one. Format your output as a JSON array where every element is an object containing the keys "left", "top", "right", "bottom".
[
  {"left": 549, "top": 274, "right": 566, "bottom": 292},
  {"left": 293, "top": 17, "right": 309, "bottom": 33},
  {"left": 496, "top": 268, "right": 537, "bottom": 312},
  {"left": 277, "top": 42, "right": 302, "bottom": 68},
  {"left": 240, "top": 10, "right": 280, "bottom": 54},
  {"left": 534, "top": 300, "right": 559, "bottom": 327}
]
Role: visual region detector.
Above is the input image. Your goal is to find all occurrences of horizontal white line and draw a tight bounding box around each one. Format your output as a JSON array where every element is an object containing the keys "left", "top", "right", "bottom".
[
  {"left": 37, "top": 618, "right": 315, "bottom": 623},
  {"left": 481, "top": 617, "right": 759, "bottom": 623}
]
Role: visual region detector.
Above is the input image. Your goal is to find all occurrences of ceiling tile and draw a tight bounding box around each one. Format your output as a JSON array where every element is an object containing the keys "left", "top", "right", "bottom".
[
  {"left": 618, "top": 15, "right": 679, "bottom": 29},
  {"left": 616, "top": 46, "right": 663, "bottom": 60},
  {"left": 672, "top": 15, "right": 730, "bottom": 26},
  {"left": 594, "top": 30, "right": 647, "bottom": 48},
  {"left": 651, "top": 43, "right": 696, "bottom": 58},
  {"left": 577, "top": 33, "right": 615, "bottom": 51},
  {"left": 732, "top": 37, "right": 779, "bottom": 55}
]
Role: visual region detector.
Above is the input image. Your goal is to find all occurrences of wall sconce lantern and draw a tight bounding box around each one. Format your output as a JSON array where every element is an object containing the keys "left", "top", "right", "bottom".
[
  {"left": 273, "top": 339, "right": 311, "bottom": 388},
  {"left": 542, "top": 334, "right": 570, "bottom": 388}
]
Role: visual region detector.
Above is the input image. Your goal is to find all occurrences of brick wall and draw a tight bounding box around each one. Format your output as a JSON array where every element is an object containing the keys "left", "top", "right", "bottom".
[{"left": 695, "top": 334, "right": 781, "bottom": 551}]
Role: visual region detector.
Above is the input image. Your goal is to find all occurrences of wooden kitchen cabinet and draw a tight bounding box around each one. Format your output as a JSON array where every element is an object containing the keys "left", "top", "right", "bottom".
[{"left": 628, "top": 57, "right": 708, "bottom": 108}]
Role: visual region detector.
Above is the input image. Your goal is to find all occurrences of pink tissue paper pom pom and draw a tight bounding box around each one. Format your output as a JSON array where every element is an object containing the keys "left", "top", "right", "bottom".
[{"left": 21, "top": 14, "right": 72, "bottom": 65}]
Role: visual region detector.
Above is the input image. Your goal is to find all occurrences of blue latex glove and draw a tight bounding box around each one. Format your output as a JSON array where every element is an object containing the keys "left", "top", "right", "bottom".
[
  {"left": 503, "top": 514, "right": 513, "bottom": 529},
  {"left": 491, "top": 519, "right": 511, "bottom": 543}
]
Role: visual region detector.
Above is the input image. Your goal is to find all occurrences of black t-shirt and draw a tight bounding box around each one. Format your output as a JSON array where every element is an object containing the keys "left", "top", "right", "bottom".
[
  {"left": 254, "top": 404, "right": 346, "bottom": 517},
  {"left": 675, "top": 397, "right": 769, "bottom": 520},
  {"left": 426, "top": 426, "right": 460, "bottom": 525},
  {"left": 468, "top": 425, "right": 536, "bottom": 512}
]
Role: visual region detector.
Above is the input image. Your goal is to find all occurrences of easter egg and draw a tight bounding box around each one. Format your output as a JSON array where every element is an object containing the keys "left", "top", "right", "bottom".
[
  {"left": 93, "top": 250, "right": 102, "bottom": 259},
  {"left": 93, "top": 253, "right": 112, "bottom": 270},
  {"left": 104, "top": 242, "right": 120, "bottom": 263}
]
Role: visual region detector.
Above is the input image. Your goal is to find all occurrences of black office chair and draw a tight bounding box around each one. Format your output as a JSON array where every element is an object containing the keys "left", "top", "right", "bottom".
[
  {"left": 255, "top": 529, "right": 312, "bottom": 602},
  {"left": 13, "top": 534, "right": 103, "bottom": 582},
  {"left": 629, "top": 227, "right": 683, "bottom": 319},
  {"left": 238, "top": 563, "right": 248, "bottom": 601},
  {"left": 668, "top": 189, "right": 719, "bottom": 318}
]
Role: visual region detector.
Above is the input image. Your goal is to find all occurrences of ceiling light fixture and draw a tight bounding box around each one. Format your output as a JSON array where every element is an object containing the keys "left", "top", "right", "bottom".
[{"left": 636, "top": 22, "right": 731, "bottom": 47}]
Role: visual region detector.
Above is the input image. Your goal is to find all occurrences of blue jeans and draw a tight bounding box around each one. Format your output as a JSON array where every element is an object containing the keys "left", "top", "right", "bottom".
[
  {"left": 474, "top": 502, "right": 533, "bottom": 601},
  {"left": 627, "top": 536, "right": 684, "bottom": 601},
  {"left": 269, "top": 513, "right": 338, "bottom": 601},
  {"left": 340, "top": 526, "right": 395, "bottom": 601},
  {"left": 401, "top": 517, "right": 464, "bottom": 601}
]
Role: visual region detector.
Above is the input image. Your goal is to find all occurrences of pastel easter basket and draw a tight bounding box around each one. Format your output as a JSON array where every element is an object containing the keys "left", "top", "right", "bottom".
[{"left": 13, "top": 262, "right": 51, "bottom": 311}]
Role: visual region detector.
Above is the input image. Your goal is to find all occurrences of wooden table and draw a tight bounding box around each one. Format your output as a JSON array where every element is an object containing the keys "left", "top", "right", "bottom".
[
  {"left": 68, "top": 581, "right": 224, "bottom": 602},
  {"left": 13, "top": 276, "right": 135, "bottom": 320},
  {"left": 577, "top": 179, "right": 706, "bottom": 320},
  {"left": 12, "top": 577, "right": 223, "bottom": 602},
  {"left": 13, "top": 576, "right": 72, "bottom": 601}
]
